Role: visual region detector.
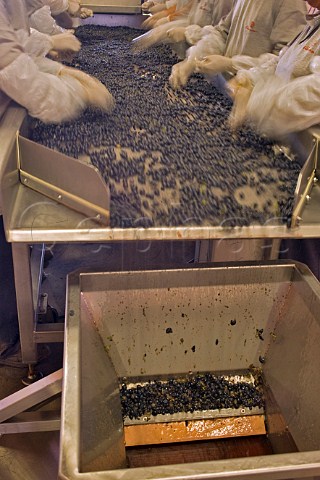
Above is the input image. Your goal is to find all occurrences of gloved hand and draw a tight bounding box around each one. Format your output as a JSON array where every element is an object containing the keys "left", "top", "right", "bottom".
[
  {"left": 227, "top": 73, "right": 253, "bottom": 130},
  {"left": 167, "top": 27, "right": 186, "bottom": 43},
  {"left": 49, "top": 32, "right": 81, "bottom": 52},
  {"left": 310, "top": 56, "right": 320, "bottom": 74},
  {"left": 169, "top": 59, "right": 196, "bottom": 90},
  {"left": 149, "top": 3, "right": 167, "bottom": 13},
  {"left": 60, "top": 67, "right": 115, "bottom": 112},
  {"left": 142, "top": 10, "right": 170, "bottom": 29},
  {"left": 48, "top": 49, "right": 76, "bottom": 63},
  {"left": 154, "top": 16, "right": 170, "bottom": 27},
  {"left": 141, "top": 0, "right": 155, "bottom": 10},
  {"left": 79, "top": 7, "right": 94, "bottom": 18},
  {"left": 195, "top": 55, "right": 233, "bottom": 76},
  {"left": 67, "top": 0, "right": 93, "bottom": 17}
]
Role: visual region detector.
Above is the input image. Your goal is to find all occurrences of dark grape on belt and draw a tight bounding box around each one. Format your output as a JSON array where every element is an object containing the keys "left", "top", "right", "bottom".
[{"left": 120, "top": 373, "right": 264, "bottom": 420}]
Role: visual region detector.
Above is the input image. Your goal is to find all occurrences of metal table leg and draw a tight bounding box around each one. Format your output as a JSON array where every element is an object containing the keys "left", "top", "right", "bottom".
[{"left": 12, "top": 243, "right": 37, "bottom": 364}]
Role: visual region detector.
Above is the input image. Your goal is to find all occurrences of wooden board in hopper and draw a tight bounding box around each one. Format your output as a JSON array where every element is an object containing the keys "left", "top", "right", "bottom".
[{"left": 125, "top": 415, "right": 266, "bottom": 446}]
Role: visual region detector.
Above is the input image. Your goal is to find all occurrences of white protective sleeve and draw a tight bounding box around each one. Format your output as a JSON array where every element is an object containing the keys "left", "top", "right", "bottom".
[
  {"left": 0, "top": 53, "right": 86, "bottom": 123},
  {"left": 231, "top": 53, "right": 278, "bottom": 76},
  {"left": 185, "top": 25, "right": 203, "bottom": 46},
  {"left": 185, "top": 0, "right": 233, "bottom": 45},
  {"left": 15, "top": 28, "right": 53, "bottom": 58},
  {"left": 186, "top": 12, "right": 232, "bottom": 61},
  {"left": 43, "top": 0, "right": 69, "bottom": 15},
  {"left": 246, "top": 73, "right": 320, "bottom": 137},
  {"left": 166, "top": 0, "right": 177, "bottom": 8},
  {"left": 166, "top": 0, "right": 189, "bottom": 9},
  {"left": 34, "top": 55, "right": 64, "bottom": 75},
  {"left": 29, "top": 5, "right": 66, "bottom": 34}
]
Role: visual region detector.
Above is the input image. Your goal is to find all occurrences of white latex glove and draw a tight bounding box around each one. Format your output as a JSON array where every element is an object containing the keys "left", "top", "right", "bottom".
[
  {"left": 149, "top": 3, "right": 167, "bottom": 13},
  {"left": 167, "top": 26, "right": 186, "bottom": 43},
  {"left": 60, "top": 67, "right": 115, "bottom": 112},
  {"left": 30, "top": 6, "right": 67, "bottom": 35},
  {"left": 79, "top": 7, "right": 94, "bottom": 18},
  {"left": 142, "top": 10, "right": 168, "bottom": 29},
  {"left": 195, "top": 55, "right": 233, "bottom": 76},
  {"left": 310, "top": 56, "right": 320, "bottom": 74},
  {"left": 50, "top": 32, "right": 81, "bottom": 52},
  {"left": 169, "top": 59, "right": 195, "bottom": 90},
  {"left": 141, "top": 0, "right": 155, "bottom": 10},
  {"left": 227, "top": 73, "right": 253, "bottom": 130},
  {"left": 154, "top": 16, "right": 170, "bottom": 27},
  {"left": 48, "top": 49, "right": 77, "bottom": 63}
]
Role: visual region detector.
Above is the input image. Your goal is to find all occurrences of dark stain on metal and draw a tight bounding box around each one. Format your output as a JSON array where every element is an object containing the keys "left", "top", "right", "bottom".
[{"left": 256, "top": 329, "right": 264, "bottom": 341}]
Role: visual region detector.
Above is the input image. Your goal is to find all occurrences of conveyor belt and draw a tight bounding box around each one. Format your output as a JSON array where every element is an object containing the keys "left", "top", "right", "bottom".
[{"left": 30, "top": 26, "right": 302, "bottom": 229}]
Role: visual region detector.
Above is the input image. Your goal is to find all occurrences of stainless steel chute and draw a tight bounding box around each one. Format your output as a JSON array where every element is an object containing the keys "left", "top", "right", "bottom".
[{"left": 60, "top": 261, "right": 320, "bottom": 479}]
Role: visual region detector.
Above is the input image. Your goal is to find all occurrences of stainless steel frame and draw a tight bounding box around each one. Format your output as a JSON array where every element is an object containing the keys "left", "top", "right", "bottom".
[{"left": 0, "top": 369, "right": 62, "bottom": 434}]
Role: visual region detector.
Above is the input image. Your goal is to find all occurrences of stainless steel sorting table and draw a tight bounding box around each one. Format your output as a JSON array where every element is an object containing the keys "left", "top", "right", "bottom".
[{"left": 1, "top": 105, "right": 320, "bottom": 365}]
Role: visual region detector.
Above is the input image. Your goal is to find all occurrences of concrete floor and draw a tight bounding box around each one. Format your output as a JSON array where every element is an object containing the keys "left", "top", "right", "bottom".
[{"left": 0, "top": 240, "right": 195, "bottom": 479}]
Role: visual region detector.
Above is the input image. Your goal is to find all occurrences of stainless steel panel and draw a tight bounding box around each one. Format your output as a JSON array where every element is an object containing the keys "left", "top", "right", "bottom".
[
  {"left": 82, "top": 0, "right": 141, "bottom": 13},
  {"left": 59, "top": 273, "right": 126, "bottom": 478},
  {"left": 0, "top": 411, "right": 61, "bottom": 434},
  {"left": 34, "top": 323, "right": 65, "bottom": 343},
  {"left": 18, "top": 136, "right": 110, "bottom": 225},
  {"left": 79, "top": 267, "right": 290, "bottom": 376},
  {"left": 0, "top": 369, "right": 62, "bottom": 423},
  {"left": 60, "top": 261, "right": 320, "bottom": 479},
  {"left": 264, "top": 265, "right": 320, "bottom": 452}
]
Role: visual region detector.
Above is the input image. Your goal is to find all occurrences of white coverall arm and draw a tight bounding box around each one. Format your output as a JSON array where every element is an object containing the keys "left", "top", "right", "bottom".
[
  {"left": 231, "top": 52, "right": 279, "bottom": 76},
  {"left": 169, "top": 11, "right": 232, "bottom": 89},
  {"left": 186, "top": 11, "right": 233, "bottom": 61},
  {"left": 42, "top": 0, "right": 69, "bottom": 15},
  {"left": 17, "top": 27, "right": 53, "bottom": 57},
  {"left": 185, "top": 25, "right": 206, "bottom": 46},
  {"left": 185, "top": 0, "right": 233, "bottom": 46},
  {"left": 246, "top": 72, "right": 320, "bottom": 137},
  {"left": 0, "top": 53, "right": 86, "bottom": 123},
  {"left": 0, "top": 6, "right": 86, "bottom": 123},
  {"left": 29, "top": 5, "right": 67, "bottom": 35},
  {"left": 195, "top": 0, "right": 307, "bottom": 76}
]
